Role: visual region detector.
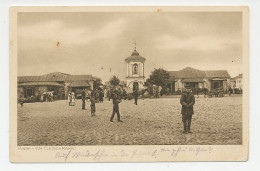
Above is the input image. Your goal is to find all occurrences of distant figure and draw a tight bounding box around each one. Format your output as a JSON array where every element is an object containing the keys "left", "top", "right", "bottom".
[
  {"left": 50, "top": 92, "right": 54, "bottom": 102},
  {"left": 133, "top": 89, "right": 139, "bottom": 105},
  {"left": 110, "top": 91, "right": 123, "bottom": 122},
  {"left": 71, "top": 92, "right": 76, "bottom": 106},
  {"left": 90, "top": 95, "right": 96, "bottom": 117},
  {"left": 40, "top": 93, "right": 44, "bottom": 102},
  {"left": 91, "top": 90, "right": 96, "bottom": 102},
  {"left": 68, "top": 92, "right": 72, "bottom": 106},
  {"left": 81, "top": 89, "right": 86, "bottom": 109},
  {"left": 37, "top": 91, "right": 41, "bottom": 102},
  {"left": 18, "top": 98, "right": 24, "bottom": 107},
  {"left": 122, "top": 89, "right": 127, "bottom": 100},
  {"left": 107, "top": 90, "right": 111, "bottom": 101},
  {"left": 99, "top": 90, "right": 104, "bottom": 103},
  {"left": 96, "top": 91, "right": 99, "bottom": 102},
  {"left": 180, "top": 85, "right": 195, "bottom": 133},
  {"left": 196, "top": 88, "right": 199, "bottom": 98},
  {"left": 155, "top": 88, "right": 159, "bottom": 98},
  {"left": 203, "top": 88, "right": 208, "bottom": 98},
  {"left": 228, "top": 87, "right": 232, "bottom": 96}
]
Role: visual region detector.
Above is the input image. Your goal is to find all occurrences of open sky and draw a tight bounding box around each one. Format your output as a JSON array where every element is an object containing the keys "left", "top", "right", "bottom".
[{"left": 18, "top": 12, "right": 243, "bottom": 82}]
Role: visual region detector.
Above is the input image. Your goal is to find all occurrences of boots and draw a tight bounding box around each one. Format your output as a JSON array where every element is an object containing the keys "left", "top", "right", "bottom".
[
  {"left": 183, "top": 122, "right": 187, "bottom": 133},
  {"left": 187, "top": 121, "right": 192, "bottom": 133}
]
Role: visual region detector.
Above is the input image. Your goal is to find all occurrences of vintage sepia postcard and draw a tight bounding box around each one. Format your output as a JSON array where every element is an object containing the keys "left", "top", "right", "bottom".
[{"left": 10, "top": 6, "right": 249, "bottom": 162}]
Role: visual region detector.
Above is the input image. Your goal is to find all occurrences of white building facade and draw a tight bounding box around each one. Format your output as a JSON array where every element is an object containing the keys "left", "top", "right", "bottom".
[{"left": 125, "top": 49, "right": 146, "bottom": 90}]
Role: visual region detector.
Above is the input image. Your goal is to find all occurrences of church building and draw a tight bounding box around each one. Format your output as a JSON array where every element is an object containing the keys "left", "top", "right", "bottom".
[{"left": 125, "top": 48, "right": 146, "bottom": 91}]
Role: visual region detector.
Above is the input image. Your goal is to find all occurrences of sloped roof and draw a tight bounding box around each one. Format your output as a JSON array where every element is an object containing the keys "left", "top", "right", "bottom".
[
  {"left": 182, "top": 78, "right": 205, "bottom": 83},
  {"left": 168, "top": 67, "right": 231, "bottom": 80},
  {"left": 205, "top": 70, "right": 230, "bottom": 78},
  {"left": 68, "top": 81, "right": 90, "bottom": 87},
  {"left": 125, "top": 50, "right": 146, "bottom": 62},
  {"left": 18, "top": 72, "right": 93, "bottom": 83},
  {"left": 231, "top": 74, "right": 243, "bottom": 80},
  {"left": 66, "top": 75, "right": 92, "bottom": 82},
  {"left": 169, "top": 67, "right": 206, "bottom": 79},
  {"left": 18, "top": 81, "right": 63, "bottom": 86}
]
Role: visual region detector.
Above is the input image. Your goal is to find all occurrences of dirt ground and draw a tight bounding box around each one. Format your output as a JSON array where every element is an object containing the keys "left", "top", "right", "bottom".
[{"left": 17, "top": 95, "right": 242, "bottom": 146}]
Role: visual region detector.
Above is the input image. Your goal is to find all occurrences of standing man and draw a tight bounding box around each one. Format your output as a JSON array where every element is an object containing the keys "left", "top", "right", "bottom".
[
  {"left": 110, "top": 90, "right": 123, "bottom": 122},
  {"left": 81, "top": 89, "right": 86, "bottom": 109},
  {"left": 180, "top": 85, "right": 195, "bottom": 133},
  {"left": 228, "top": 87, "right": 232, "bottom": 96},
  {"left": 133, "top": 89, "right": 139, "bottom": 105},
  {"left": 90, "top": 95, "right": 96, "bottom": 117},
  {"left": 99, "top": 90, "right": 104, "bottom": 103}
]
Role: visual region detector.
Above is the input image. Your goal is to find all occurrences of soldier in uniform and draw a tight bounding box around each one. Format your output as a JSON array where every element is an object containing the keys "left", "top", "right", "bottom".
[
  {"left": 81, "top": 89, "right": 86, "bottom": 109},
  {"left": 180, "top": 85, "right": 195, "bottom": 133},
  {"left": 110, "top": 90, "right": 123, "bottom": 122}
]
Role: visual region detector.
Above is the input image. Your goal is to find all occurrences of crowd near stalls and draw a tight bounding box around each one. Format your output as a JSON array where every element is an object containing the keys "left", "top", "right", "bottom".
[{"left": 17, "top": 72, "right": 95, "bottom": 103}]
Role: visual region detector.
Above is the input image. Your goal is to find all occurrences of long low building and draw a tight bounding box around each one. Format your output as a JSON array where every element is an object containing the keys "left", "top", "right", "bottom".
[
  {"left": 167, "top": 67, "right": 231, "bottom": 93},
  {"left": 17, "top": 72, "right": 94, "bottom": 99}
]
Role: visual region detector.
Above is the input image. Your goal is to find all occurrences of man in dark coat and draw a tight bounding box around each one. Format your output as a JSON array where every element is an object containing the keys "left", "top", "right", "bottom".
[
  {"left": 110, "top": 91, "right": 123, "bottom": 122},
  {"left": 81, "top": 89, "right": 86, "bottom": 109},
  {"left": 99, "top": 90, "right": 104, "bottom": 103},
  {"left": 180, "top": 85, "right": 195, "bottom": 133},
  {"left": 133, "top": 89, "right": 139, "bottom": 105}
]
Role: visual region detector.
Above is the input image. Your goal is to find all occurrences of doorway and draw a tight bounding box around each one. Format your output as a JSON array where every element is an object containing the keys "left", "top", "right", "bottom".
[
  {"left": 133, "top": 82, "right": 139, "bottom": 91},
  {"left": 26, "top": 88, "right": 33, "bottom": 97}
]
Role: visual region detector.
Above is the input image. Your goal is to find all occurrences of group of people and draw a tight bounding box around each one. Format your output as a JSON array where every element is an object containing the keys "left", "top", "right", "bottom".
[
  {"left": 66, "top": 85, "right": 196, "bottom": 133},
  {"left": 81, "top": 89, "right": 96, "bottom": 117},
  {"left": 80, "top": 88, "right": 124, "bottom": 121},
  {"left": 67, "top": 92, "right": 76, "bottom": 106}
]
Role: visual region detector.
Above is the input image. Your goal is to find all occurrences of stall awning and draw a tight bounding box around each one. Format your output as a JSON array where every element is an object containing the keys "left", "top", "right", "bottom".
[
  {"left": 210, "top": 78, "right": 227, "bottom": 81},
  {"left": 68, "top": 81, "right": 90, "bottom": 87},
  {"left": 18, "top": 81, "right": 63, "bottom": 86},
  {"left": 182, "top": 78, "right": 205, "bottom": 83}
]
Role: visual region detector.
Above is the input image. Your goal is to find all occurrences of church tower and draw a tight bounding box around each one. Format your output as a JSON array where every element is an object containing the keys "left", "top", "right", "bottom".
[{"left": 125, "top": 46, "right": 146, "bottom": 91}]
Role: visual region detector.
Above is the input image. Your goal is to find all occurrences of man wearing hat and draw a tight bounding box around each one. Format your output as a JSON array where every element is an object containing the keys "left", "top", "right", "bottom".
[
  {"left": 110, "top": 90, "right": 123, "bottom": 122},
  {"left": 133, "top": 89, "right": 139, "bottom": 105},
  {"left": 81, "top": 89, "right": 86, "bottom": 109},
  {"left": 180, "top": 84, "right": 195, "bottom": 133}
]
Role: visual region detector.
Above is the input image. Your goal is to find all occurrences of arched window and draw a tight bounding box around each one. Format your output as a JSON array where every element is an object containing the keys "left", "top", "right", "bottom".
[{"left": 133, "top": 64, "right": 138, "bottom": 75}]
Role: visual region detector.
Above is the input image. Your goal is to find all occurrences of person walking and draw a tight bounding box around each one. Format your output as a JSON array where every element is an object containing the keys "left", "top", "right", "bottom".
[
  {"left": 228, "top": 87, "right": 232, "bottom": 96},
  {"left": 90, "top": 95, "right": 96, "bottom": 117},
  {"left": 110, "top": 91, "right": 123, "bottom": 122},
  {"left": 107, "top": 89, "right": 111, "bottom": 101},
  {"left": 133, "top": 89, "right": 139, "bottom": 105},
  {"left": 122, "top": 89, "right": 127, "bottom": 100},
  {"left": 180, "top": 85, "right": 195, "bottom": 133},
  {"left": 196, "top": 87, "right": 199, "bottom": 98},
  {"left": 81, "top": 89, "right": 86, "bottom": 109},
  {"left": 99, "top": 90, "right": 104, "bottom": 103},
  {"left": 68, "top": 92, "right": 72, "bottom": 106},
  {"left": 71, "top": 92, "right": 76, "bottom": 106}
]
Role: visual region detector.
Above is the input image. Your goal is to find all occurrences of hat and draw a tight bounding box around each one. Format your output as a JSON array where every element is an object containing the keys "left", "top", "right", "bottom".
[{"left": 185, "top": 85, "right": 191, "bottom": 89}]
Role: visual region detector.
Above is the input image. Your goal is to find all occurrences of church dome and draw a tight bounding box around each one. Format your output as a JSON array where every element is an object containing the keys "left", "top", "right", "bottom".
[
  {"left": 131, "top": 50, "right": 140, "bottom": 56},
  {"left": 125, "top": 49, "right": 146, "bottom": 62}
]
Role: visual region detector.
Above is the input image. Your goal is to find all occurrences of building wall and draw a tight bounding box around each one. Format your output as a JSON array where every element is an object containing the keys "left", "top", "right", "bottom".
[
  {"left": 126, "top": 61, "right": 145, "bottom": 90},
  {"left": 126, "top": 77, "right": 145, "bottom": 90},
  {"left": 174, "top": 79, "right": 182, "bottom": 92},
  {"left": 17, "top": 87, "right": 24, "bottom": 98},
  {"left": 236, "top": 78, "right": 243, "bottom": 89},
  {"left": 38, "top": 86, "right": 48, "bottom": 94},
  {"left": 173, "top": 78, "right": 230, "bottom": 92},
  {"left": 127, "top": 61, "right": 144, "bottom": 77},
  {"left": 89, "top": 80, "right": 94, "bottom": 90}
]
